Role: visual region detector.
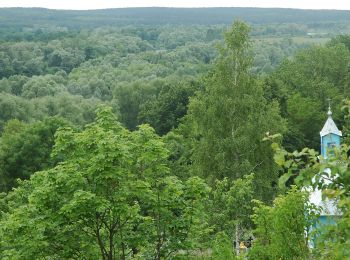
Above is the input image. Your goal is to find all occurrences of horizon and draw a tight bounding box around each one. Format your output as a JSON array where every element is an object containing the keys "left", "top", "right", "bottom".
[
  {"left": 2, "top": 6, "right": 350, "bottom": 11},
  {"left": 1, "top": 0, "right": 350, "bottom": 11}
]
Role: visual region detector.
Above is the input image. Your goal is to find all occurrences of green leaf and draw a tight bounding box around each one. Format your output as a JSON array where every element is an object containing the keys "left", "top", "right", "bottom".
[{"left": 278, "top": 172, "right": 293, "bottom": 189}]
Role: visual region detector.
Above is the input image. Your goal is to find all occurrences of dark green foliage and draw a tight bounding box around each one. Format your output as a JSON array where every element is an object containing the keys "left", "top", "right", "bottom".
[
  {"left": 0, "top": 93, "right": 35, "bottom": 131},
  {"left": 0, "top": 117, "right": 69, "bottom": 191},
  {"left": 265, "top": 42, "right": 350, "bottom": 150},
  {"left": 138, "top": 81, "right": 200, "bottom": 135}
]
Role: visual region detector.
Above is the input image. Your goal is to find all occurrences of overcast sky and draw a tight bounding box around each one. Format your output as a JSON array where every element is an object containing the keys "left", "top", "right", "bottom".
[{"left": 1, "top": 0, "right": 350, "bottom": 10}]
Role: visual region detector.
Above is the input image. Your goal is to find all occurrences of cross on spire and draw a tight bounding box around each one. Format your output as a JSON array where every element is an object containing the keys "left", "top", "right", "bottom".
[{"left": 327, "top": 98, "right": 332, "bottom": 117}]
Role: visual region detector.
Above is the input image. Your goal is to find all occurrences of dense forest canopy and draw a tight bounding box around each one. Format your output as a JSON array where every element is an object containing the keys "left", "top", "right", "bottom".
[
  {"left": 1, "top": 7, "right": 350, "bottom": 42},
  {"left": 0, "top": 7, "right": 350, "bottom": 259}
]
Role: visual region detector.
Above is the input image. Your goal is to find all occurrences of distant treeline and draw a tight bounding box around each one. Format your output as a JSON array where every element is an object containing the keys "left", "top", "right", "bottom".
[{"left": 1, "top": 7, "right": 350, "bottom": 28}]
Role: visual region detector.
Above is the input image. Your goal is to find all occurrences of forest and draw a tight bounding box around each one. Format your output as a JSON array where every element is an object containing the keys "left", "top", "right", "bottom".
[{"left": 0, "top": 7, "right": 350, "bottom": 259}]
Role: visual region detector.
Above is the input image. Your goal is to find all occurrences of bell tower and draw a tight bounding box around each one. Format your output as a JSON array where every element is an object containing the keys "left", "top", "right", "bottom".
[
  {"left": 320, "top": 102, "right": 342, "bottom": 158},
  {"left": 308, "top": 102, "right": 342, "bottom": 247}
]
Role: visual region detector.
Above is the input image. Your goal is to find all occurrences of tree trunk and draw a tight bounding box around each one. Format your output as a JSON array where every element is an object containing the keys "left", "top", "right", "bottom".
[{"left": 109, "top": 230, "right": 114, "bottom": 260}]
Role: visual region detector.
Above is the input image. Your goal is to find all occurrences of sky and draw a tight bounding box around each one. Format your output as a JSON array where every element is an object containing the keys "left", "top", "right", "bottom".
[{"left": 1, "top": 0, "right": 350, "bottom": 10}]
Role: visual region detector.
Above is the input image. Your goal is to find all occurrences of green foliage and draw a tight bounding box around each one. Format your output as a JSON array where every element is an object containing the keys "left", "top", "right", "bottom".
[
  {"left": 0, "top": 117, "right": 69, "bottom": 191},
  {"left": 138, "top": 81, "right": 200, "bottom": 135},
  {"left": 162, "top": 122, "right": 196, "bottom": 181},
  {"left": 209, "top": 174, "right": 255, "bottom": 255},
  {"left": 329, "top": 35, "right": 350, "bottom": 52},
  {"left": 1, "top": 8, "right": 350, "bottom": 259},
  {"left": 267, "top": 111, "right": 350, "bottom": 259},
  {"left": 33, "top": 92, "right": 104, "bottom": 126},
  {"left": 21, "top": 73, "right": 67, "bottom": 98},
  {"left": 299, "top": 144, "right": 350, "bottom": 259},
  {"left": 212, "top": 232, "right": 235, "bottom": 260},
  {"left": 266, "top": 42, "right": 350, "bottom": 150},
  {"left": 0, "top": 75, "right": 29, "bottom": 95},
  {"left": 0, "top": 106, "right": 210, "bottom": 259},
  {"left": 0, "top": 93, "right": 35, "bottom": 130},
  {"left": 188, "top": 21, "right": 285, "bottom": 201},
  {"left": 249, "top": 187, "right": 316, "bottom": 260}
]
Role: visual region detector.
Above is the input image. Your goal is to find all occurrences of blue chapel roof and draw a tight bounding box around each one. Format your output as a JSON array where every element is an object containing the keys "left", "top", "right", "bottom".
[{"left": 320, "top": 108, "right": 342, "bottom": 137}]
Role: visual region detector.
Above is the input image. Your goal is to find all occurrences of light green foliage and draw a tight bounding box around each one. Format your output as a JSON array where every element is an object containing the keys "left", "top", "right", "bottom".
[
  {"left": 301, "top": 145, "right": 350, "bottom": 259},
  {"left": 130, "top": 123, "right": 210, "bottom": 258},
  {"left": 0, "top": 93, "right": 35, "bottom": 130},
  {"left": 0, "top": 75, "right": 29, "bottom": 95},
  {"left": 33, "top": 92, "right": 104, "bottom": 126},
  {"left": 212, "top": 232, "right": 235, "bottom": 260},
  {"left": 269, "top": 139, "right": 318, "bottom": 189},
  {"left": 226, "top": 174, "right": 255, "bottom": 229},
  {"left": 0, "top": 106, "right": 210, "bottom": 259},
  {"left": 210, "top": 174, "right": 255, "bottom": 253},
  {"left": 188, "top": 21, "right": 285, "bottom": 201},
  {"left": 267, "top": 113, "right": 350, "bottom": 259},
  {"left": 249, "top": 187, "right": 316, "bottom": 260},
  {"left": 21, "top": 73, "right": 67, "bottom": 98}
]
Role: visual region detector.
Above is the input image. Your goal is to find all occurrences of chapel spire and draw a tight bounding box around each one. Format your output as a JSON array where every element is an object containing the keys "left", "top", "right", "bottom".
[
  {"left": 320, "top": 101, "right": 342, "bottom": 158},
  {"left": 327, "top": 98, "right": 332, "bottom": 117}
]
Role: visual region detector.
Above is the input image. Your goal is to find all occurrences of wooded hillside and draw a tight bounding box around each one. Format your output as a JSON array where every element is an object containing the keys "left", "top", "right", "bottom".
[{"left": 0, "top": 8, "right": 350, "bottom": 259}]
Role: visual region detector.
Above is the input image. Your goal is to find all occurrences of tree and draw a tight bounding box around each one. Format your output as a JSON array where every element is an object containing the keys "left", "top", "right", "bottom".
[
  {"left": 0, "top": 107, "right": 150, "bottom": 259},
  {"left": 212, "top": 232, "right": 235, "bottom": 260},
  {"left": 0, "top": 117, "right": 69, "bottom": 191},
  {"left": 266, "top": 42, "right": 350, "bottom": 150},
  {"left": 210, "top": 174, "right": 255, "bottom": 255},
  {"left": 249, "top": 187, "right": 317, "bottom": 260},
  {"left": 21, "top": 74, "right": 67, "bottom": 99},
  {"left": 138, "top": 80, "right": 199, "bottom": 135},
  {"left": 0, "top": 93, "right": 36, "bottom": 131},
  {"left": 33, "top": 92, "right": 105, "bottom": 127},
  {"left": 0, "top": 106, "right": 210, "bottom": 259},
  {"left": 265, "top": 100, "right": 350, "bottom": 259},
  {"left": 188, "top": 21, "right": 285, "bottom": 200},
  {"left": 0, "top": 75, "right": 29, "bottom": 96}
]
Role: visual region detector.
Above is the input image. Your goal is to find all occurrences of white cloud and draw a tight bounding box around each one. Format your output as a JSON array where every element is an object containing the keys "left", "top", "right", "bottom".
[{"left": 0, "top": 0, "right": 350, "bottom": 10}]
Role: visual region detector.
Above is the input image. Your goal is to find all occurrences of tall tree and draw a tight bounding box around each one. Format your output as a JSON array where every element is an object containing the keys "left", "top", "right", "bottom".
[{"left": 188, "top": 21, "right": 285, "bottom": 200}]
